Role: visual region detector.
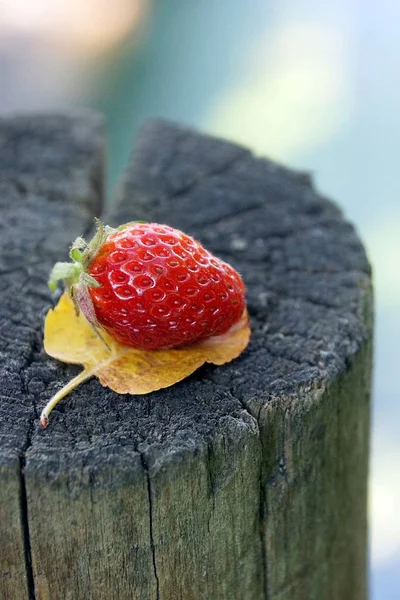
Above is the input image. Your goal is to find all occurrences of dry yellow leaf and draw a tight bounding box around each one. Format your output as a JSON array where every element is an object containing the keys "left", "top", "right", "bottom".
[{"left": 41, "top": 292, "right": 251, "bottom": 427}]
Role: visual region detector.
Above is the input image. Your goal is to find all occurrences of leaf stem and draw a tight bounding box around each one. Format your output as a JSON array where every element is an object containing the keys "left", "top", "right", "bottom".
[{"left": 40, "top": 369, "right": 92, "bottom": 428}]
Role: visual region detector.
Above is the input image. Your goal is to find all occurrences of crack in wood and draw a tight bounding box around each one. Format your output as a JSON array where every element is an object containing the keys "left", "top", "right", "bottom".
[{"left": 140, "top": 453, "right": 161, "bottom": 600}]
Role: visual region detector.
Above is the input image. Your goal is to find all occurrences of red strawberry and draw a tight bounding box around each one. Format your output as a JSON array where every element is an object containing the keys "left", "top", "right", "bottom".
[{"left": 49, "top": 220, "right": 246, "bottom": 350}]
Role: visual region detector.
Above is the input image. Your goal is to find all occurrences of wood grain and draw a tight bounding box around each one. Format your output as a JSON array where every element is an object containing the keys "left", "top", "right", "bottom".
[
  {"left": 0, "top": 112, "right": 104, "bottom": 600},
  {"left": 0, "top": 117, "right": 372, "bottom": 599}
]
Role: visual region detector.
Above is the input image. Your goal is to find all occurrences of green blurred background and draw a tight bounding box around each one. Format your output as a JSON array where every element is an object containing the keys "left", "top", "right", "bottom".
[{"left": 1, "top": 1, "right": 399, "bottom": 597}]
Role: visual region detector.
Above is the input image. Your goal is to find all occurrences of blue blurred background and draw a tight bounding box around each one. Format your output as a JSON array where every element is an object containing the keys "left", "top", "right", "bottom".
[{"left": 1, "top": 1, "right": 399, "bottom": 597}]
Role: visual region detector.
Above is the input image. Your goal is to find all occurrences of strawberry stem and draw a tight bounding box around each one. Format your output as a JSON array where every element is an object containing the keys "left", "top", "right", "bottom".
[{"left": 40, "top": 369, "right": 93, "bottom": 428}]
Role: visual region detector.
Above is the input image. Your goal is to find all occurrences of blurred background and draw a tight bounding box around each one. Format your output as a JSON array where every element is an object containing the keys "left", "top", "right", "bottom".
[{"left": 1, "top": 1, "right": 398, "bottom": 597}]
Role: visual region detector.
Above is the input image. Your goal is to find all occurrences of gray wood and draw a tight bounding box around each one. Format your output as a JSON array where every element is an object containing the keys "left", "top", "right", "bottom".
[
  {"left": 0, "top": 112, "right": 104, "bottom": 600},
  {"left": 0, "top": 117, "right": 372, "bottom": 600}
]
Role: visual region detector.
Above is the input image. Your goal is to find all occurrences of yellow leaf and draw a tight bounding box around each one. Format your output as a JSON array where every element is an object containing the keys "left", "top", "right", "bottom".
[{"left": 41, "top": 292, "right": 251, "bottom": 427}]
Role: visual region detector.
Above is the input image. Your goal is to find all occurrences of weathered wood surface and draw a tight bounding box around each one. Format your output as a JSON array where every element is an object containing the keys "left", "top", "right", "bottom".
[
  {"left": 0, "top": 112, "right": 104, "bottom": 599},
  {"left": 0, "top": 115, "right": 373, "bottom": 600}
]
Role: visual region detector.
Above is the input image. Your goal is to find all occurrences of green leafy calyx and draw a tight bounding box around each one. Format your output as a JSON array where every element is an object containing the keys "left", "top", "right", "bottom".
[{"left": 48, "top": 219, "right": 117, "bottom": 346}]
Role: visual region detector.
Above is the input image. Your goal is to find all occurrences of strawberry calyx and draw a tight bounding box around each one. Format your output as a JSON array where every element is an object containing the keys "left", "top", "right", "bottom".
[
  {"left": 48, "top": 219, "right": 147, "bottom": 347},
  {"left": 48, "top": 219, "right": 118, "bottom": 347}
]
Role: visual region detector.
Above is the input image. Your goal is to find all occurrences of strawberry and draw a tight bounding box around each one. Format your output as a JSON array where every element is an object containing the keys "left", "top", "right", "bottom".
[{"left": 49, "top": 220, "right": 246, "bottom": 350}]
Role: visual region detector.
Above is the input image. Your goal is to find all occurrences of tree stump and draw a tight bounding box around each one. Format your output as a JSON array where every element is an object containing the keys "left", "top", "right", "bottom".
[{"left": 0, "top": 113, "right": 373, "bottom": 600}]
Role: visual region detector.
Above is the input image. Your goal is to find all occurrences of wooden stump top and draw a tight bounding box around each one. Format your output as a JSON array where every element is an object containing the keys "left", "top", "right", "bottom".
[{"left": 0, "top": 114, "right": 372, "bottom": 600}]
